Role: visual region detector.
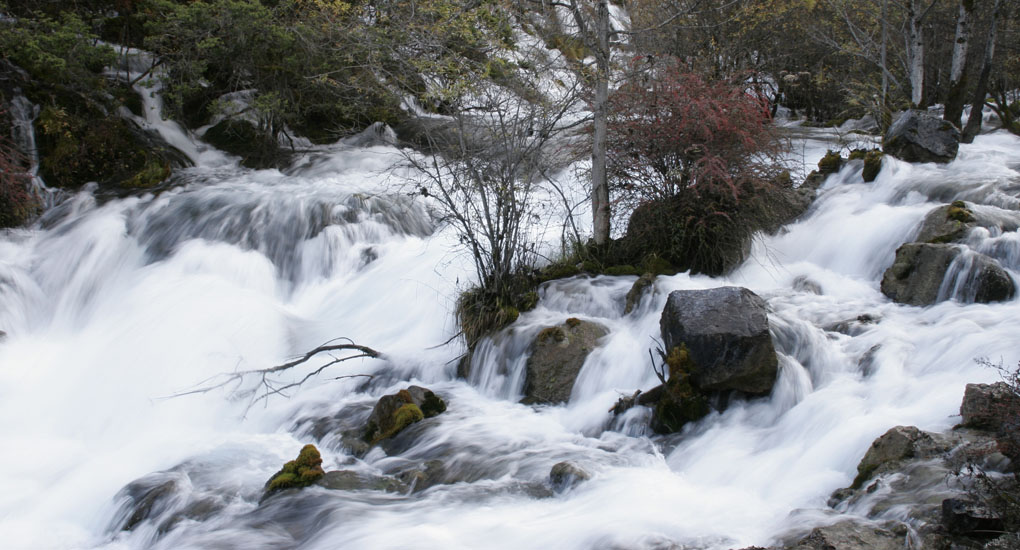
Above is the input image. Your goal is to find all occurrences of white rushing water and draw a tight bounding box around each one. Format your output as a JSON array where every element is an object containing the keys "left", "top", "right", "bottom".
[{"left": 1, "top": 97, "right": 1019, "bottom": 550}]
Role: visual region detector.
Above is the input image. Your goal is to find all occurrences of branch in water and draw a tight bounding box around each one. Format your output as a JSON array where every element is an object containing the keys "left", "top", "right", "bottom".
[{"left": 166, "top": 338, "right": 382, "bottom": 409}]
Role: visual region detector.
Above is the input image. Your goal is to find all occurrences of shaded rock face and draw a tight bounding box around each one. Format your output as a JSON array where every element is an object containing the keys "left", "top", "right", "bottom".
[
  {"left": 942, "top": 498, "right": 1004, "bottom": 538},
  {"left": 549, "top": 461, "right": 590, "bottom": 492},
  {"left": 883, "top": 109, "right": 960, "bottom": 163},
  {"left": 960, "top": 382, "right": 1020, "bottom": 432},
  {"left": 362, "top": 386, "right": 446, "bottom": 444},
  {"left": 522, "top": 319, "right": 608, "bottom": 405},
  {"left": 315, "top": 470, "right": 407, "bottom": 493},
  {"left": 880, "top": 243, "right": 1015, "bottom": 306},
  {"left": 660, "top": 287, "right": 778, "bottom": 395}
]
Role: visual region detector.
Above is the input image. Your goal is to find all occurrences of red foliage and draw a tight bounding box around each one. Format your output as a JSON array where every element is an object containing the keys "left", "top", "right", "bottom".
[{"left": 607, "top": 57, "right": 783, "bottom": 205}]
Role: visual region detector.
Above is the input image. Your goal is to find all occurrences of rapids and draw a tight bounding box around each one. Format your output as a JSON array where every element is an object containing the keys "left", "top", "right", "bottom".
[{"left": 1, "top": 107, "right": 1019, "bottom": 548}]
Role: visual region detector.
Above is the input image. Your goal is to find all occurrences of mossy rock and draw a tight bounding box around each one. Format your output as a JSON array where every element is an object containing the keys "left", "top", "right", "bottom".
[
  {"left": 817, "top": 150, "right": 843, "bottom": 174},
  {"left": 539, "top": 262, "right": 581, "bottom": 282},
  {"left": 36, "top": 110, "right": 183, "bottom": 190},
  {"left": 862, "top": 151, "right": 883, "bottom": 182},
  {"left": 264, "top": 444, "right": 325, "bottom": 496},
  {"left": 603, "top": 265, "right": 641, "bottom": 276},
  {"left": 362, "top": 386, "right": 446, "bottom": 444},
  {"left": 650, "top": 345, "right": 710, "bottom": 434}
]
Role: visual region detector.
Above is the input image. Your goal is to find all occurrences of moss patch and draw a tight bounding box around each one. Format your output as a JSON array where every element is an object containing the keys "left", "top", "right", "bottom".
[
  {"left": 651, "top": 345, "right": 710, "bottom": 434},
  {"left": 947, "top": 201, "right": 975, "bottom": 223},
  {"left": 817, "top": 150, "right": 843, "bottom": 174},
  {"left": 264, "top": 444, "right": 325, "bottom": 495},
  {"left": 862, "top": 150, "right": 883, "bottom": 182}
]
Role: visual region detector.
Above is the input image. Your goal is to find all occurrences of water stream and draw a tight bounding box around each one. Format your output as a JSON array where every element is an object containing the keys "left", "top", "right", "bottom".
[{"left": 1, "top": 100, "right": 1019, "bottom": 548}]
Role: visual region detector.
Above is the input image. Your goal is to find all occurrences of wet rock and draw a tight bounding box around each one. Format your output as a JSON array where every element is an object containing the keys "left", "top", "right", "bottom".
[
  {"left": 0, "top": 330, "right": 6, "bottom": 342},
  {"left": 115, "top": 475, "right": 181, "bottom": 531},
  {"left": 880, "top": 243, "right": 1015, "bottom": 306},
  {"left": 362, "top": 386, "right": 446, "bottom": 444},
  {"left": 315, "top": 470, "right": 407, "bottom": 493},
  {"left": 883, "top": 109, "right": 960, "bottom": 164},
  {"left": 522, "top": 319, "right": 608, "bottom": 405},
  {"left": 861, "top": 150, "right": 884, "bottom": 182},
  {"left": 660, "top": 287, "right": 778, "bottom": 395},
  {"left": 784, "top": 521, "right": 903, "bottom": 550},
  {"left": 916, "top": 201, "right": 1020, "bottom": 245},
  {"left": 649, "top": 345, "right": 710, "bottom": 434},
  {"left": 941, "top": 498, "right": 1004, "bottom": 538},
  {"left": 624, "top": 273, "right": 656, "bottom": 314},
  {"left": 824, "top": 314, "right": 880, "bottom": 336},
  {"left": 858, "top": 345, "right": 882, "bottom": 377},
  {"left": 549, "top": 461, "right": 590, "bottom": 491},
  {"left": 850, "top": 426, "right": 952, "bottom": 489},
  {"left": 263, "top": 444, "right": 325, "bottom": 497},
  {"left": 396, "top": 460, "right": 446, "bottom": 493},
  {"left": 792, "top": 275, "right": 822, "bottom": 295},
  {"left": 960, "top": 382, "right": 1019, "bottom": 431}
]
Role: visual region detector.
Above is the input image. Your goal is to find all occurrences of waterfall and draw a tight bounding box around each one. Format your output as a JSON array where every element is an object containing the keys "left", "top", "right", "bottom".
[{"left": 1, "top": 116, "right": 1018, "bottom": 549}]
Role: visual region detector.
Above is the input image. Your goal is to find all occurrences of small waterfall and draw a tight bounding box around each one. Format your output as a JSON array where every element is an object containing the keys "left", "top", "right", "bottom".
[{"left": 7, "top": 93, "right": 62, "bottom": 208}]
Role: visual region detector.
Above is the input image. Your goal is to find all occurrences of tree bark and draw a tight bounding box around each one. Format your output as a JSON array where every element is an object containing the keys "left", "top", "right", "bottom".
[
  {"left": 881, "top": 0, "right": 891, "bottom": 131},
  {"left": 907, "top": 0, "right": 926, "bottom": 107},
  {"left": 591, "top": 0, "right": 611, "bottom": 246},
  {"left": 962, "top": 0, "right": 1001, "bottom": 142},
  {"left": 944, "top": 0, "right": 976, "bottom": 127}
]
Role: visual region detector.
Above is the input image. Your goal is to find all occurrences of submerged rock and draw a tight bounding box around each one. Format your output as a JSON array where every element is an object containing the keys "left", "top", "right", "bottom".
[
  {"left": 883, "top": 109, "right": 960, "bottom": 164},
  {"left": 522, "top": 318, "right": 608, "bottom": 405},
  {"left": 649, "top": 345, "right": 710, "bottom": 433},
  {"left": 660, "top": 287, "right": 778, "bottom": 395},
  {"left": 362, "top": 386, "right": 446, "bottom": 444},
  {"left": 624, "top": 273, "right": 656, "bottom": 315},
  {"left": 549, "top": 461, "right": 590, "bottom": 491},
  {"left": 880, "top": 243, "right": 1015, "bottom": 306},
  {"left": 315, "top": 470, "right": 407, "bottom": 493}
]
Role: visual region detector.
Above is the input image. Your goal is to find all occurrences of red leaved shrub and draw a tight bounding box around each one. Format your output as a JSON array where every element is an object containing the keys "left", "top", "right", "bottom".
[{"left": 606, "top": 57, "right": 793, "bottom": 275}]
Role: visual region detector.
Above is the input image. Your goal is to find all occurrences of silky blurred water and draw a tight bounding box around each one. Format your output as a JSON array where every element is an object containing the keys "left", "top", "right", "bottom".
[{"left": 1, "top": 105, "right": 1019, "bottom": 549}]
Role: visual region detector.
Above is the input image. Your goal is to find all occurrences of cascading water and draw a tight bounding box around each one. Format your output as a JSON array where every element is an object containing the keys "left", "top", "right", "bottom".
[{"left": 1, "top": 100, "right": 1019, "bottom": 549}]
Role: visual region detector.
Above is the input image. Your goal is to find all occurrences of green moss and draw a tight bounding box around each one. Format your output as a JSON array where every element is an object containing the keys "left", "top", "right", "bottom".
[
  {"left": 565, "top": 317, "right": 581, "bottom": 328},
  {"left": 539, "top": 262, "right": 581, "bottom": 282},
  {"left": 817, "top": 150, "right": 843, "bottom": 174},
  {"left": 947, "top": 203, "right": 975, "bottom": 223},
  {"left": 651, "top": 345, "right": 709, "bottom": 434},
  {"left": 847, "top": 149, "right": 868, "bottom": 161},
  {"left": 379, "top": 404, "right": 424, "bottom": 441},
  {"left": 264, "top": 444, "right": 325, "bottom": 495},
  {"left": 537, "top": 326, "right": 566, "bottom": 344},
  {"left": 603, "top": 265, "right": 641, "bottom": 276},
  {"left": 518, "top": 291, "right": 539, "bottom": 312},
  {"left": 640, "top": 254, "right": 676, "bottom": 276},
  {"left": 862, "top": 150, "right": 883, "bottom": 182},
  {"left": 420, "top": 393, "right": 447, "bottom": 418}
]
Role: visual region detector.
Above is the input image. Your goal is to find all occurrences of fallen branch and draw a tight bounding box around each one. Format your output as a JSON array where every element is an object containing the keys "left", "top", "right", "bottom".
[{"left": 166, "top": 338, "right": 382, "bottom": 410}]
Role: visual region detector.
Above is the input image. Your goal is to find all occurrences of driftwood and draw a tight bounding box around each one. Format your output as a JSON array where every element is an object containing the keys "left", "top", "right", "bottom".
[{"left": 168, "top": 338, "right": 381, "bottom": 410}]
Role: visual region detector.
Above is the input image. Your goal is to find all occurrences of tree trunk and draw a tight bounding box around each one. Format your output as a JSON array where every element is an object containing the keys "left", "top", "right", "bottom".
[
  {"left": 591, "top": 0, "right": 611, "bottom": 246},
  {"left": 963, "top": 0, "right": 1001, "bottom": 143},
  {"left": 945, "top": 0, "right": 976, "bottom": 126},
  {"left": 908, "top": 0, "right": 925, "bottom": 107},
  {"left": 881, "top": 0, "right": 891, "bottom": 131}
]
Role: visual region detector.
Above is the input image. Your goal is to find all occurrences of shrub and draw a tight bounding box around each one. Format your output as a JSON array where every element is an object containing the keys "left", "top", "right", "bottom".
[{"left": 607, "top": 57, "right": 790, "bottom": 275}]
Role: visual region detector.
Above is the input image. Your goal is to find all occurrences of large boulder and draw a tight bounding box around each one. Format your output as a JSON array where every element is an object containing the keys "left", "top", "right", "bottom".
[
  {"left": 523, "top": 318, "right": 608, "bottom": 405},
  {"left": 782, "top": 521, "right": 904, "bottom": 550},
  {"left": 659, "top": 287, "right": 778, "bottom": 395},
  {"left": 883, "top": 109, "right": 960, "bottom": 163},
  {"left": 916, "top": 201, "right": 1020, "bottom": 244},
  {"left": 880, "top": 243, "right": 1015, "bottom": 306}
]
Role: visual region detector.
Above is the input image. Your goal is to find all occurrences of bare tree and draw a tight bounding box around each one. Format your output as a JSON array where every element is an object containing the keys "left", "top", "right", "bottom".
[
  {"left": 962, "top": 0, "right": 1004, "bottom": 142},
  {"left": 945, "top": 0, "right": 978, "bottom": 126}
]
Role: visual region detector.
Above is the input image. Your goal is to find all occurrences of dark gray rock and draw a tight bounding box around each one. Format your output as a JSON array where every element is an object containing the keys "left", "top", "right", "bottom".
[
  {"left": 942, "top": 498, "right": 1004, "bottom": 538},
  {"left": 523, "top": 319, "right": 608, "bottom": 405},
  {"left": 396, "top": 460, "right": 446, "bottom": 493},
  {"left": 883, "top": 109, "right": 960, "bottom": 164},
  {"left": 880, "top": 243, "right": 1015, "bottom": 306},
  {"left": 915, "top": 201, "right": 1020, "bottom": 245},
  {"left": 792, "top": 275, "right": 822, "bottom": 295},
  {"left": 960, "top": 382, "right": 1019, "bottom": 431},
  {"left": 659, "top": 287, "right": 778, "bottom": 395},
  {"left": 549, "top": 461, "right": 591, "bottom": 491}
]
